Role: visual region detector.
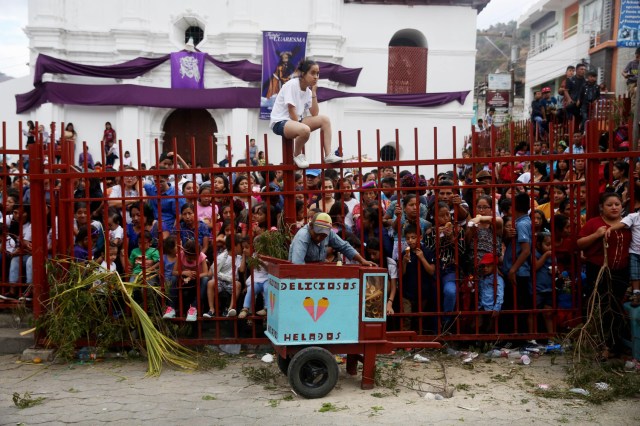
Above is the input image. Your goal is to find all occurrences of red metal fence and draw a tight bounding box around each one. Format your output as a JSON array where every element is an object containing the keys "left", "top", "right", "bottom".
[{"left": 0, "top": 106, "right": 637, "bottom": 346}]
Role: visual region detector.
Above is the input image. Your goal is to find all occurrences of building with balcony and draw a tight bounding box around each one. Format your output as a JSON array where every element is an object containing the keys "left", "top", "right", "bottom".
[{"left": 517, "top": 0, "right": 625, "bottom": 119}]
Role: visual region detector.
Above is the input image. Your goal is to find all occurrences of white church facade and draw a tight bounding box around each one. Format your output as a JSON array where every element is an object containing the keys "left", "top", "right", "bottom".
[{"left": 0, "top": 0, "right": 488, "bottom": 168}]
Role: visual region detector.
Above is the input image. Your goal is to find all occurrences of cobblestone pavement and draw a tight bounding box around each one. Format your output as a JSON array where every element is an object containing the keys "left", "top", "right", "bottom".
[{"left": 0, "top": 352, "right": 638, "bottom": 425}]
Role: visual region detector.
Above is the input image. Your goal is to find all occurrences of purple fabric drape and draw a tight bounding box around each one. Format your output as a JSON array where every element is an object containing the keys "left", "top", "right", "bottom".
[
  {"left": 171, "top": 52, "right": 206, "bottom": 89},
  {"left": 205, "top": 56, "right": 262, "bottom": 82},
  {"left": 16, "top": 83, "right": 259, "bottom": 113},
  {"left": 33, "top": 54, "right": 171, "bottom": 85},
  {"left": 317, "top": 87, "right": 470, "bottom": 107},
  {"left": 316, "top": 62, "right": 362, "bottom": 87},
  {"left": 16, "top": 82, "right": 469, "bottom": 113},
  {"left": 33, "top": 53, "right": 362, "bottom": 87}
]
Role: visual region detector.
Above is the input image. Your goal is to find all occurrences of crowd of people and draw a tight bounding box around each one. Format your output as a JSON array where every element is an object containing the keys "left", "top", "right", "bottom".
[
  {"left": 1, "top": 56, "right": 638, "bottom": 355},
  {"left": 0, "top": 128, "right": 637, "bottom": 353}
]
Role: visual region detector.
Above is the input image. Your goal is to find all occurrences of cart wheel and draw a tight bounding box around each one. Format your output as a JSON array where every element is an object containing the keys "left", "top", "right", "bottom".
[
  {"left": 288, "top": 347, "right": 338, "bottom": 399},
  {"left": 277, "top": 355, "right": 290, "bottom": 375}
]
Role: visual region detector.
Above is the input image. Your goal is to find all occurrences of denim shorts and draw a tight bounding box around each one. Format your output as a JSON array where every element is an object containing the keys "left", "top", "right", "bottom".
[
  {"left": 272, "top": 120, "right": 288, "bottom": 136},
  {"left": 630, "top": 253, "right": 640, "bottom": 281},
  {"left": 536, "top": 291, "right": 553, "bottom": 309}
]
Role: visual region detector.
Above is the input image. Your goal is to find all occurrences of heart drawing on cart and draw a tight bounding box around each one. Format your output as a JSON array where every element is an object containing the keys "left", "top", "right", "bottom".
[{"left": 302, "top": 297, "right": 330, "bottom": 322}]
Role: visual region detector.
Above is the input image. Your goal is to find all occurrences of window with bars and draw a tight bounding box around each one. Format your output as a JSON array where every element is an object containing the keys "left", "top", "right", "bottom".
[{"left": 387, "top": 29, "right": 428, "bottom": 94}]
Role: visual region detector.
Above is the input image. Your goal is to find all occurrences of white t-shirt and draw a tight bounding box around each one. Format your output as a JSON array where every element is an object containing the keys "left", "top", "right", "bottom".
[
  {"left": 269, "top": 78, "right": 312, "bottom": 128},
  {"left": 109, "top": 225, "right": 124, "bottom": 242},
  {"left": 622, "top": 212, "right": 640, "bottom": 254}
]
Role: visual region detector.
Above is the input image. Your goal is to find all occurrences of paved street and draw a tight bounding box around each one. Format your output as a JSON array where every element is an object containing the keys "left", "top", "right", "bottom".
[{"left": 1, "top": 351, "right": 639, "bottom": 425}]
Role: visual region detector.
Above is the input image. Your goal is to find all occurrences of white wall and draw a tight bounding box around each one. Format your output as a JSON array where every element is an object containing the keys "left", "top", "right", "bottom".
[{"left": 3, "top": 0, "right": 478, "bottom": 170}]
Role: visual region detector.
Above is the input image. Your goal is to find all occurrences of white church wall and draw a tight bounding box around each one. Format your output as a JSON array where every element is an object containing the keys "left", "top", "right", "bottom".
[{"left": 3, "top": 0, "right": 479, "bottom": 170}]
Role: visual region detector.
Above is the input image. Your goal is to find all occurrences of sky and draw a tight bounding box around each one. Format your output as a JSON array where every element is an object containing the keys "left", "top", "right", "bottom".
[
  {"left": 0, "top": 0, "right": 29, "bottom": 78},
  {"left": 0, "top": 0, "right": 538, "bottom": 78},
  {"left": 478, "top": 0, "right": 539, "bottom": 30}
]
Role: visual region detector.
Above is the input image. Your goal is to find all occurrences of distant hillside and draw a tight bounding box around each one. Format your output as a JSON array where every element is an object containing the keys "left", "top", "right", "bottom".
[
  {"left": 475, "top": 20, "right": 529, "bottom": 92},
  {"left": 0, "top": 72, "right": 12, "bottom": 83}
]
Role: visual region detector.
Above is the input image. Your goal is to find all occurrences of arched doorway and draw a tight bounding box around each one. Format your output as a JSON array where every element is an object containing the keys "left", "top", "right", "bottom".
[{"left": 162, "top": 109, "right": 217, "bottom": 166}]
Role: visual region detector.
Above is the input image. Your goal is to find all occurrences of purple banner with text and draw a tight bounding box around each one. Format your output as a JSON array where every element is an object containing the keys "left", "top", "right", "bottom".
[
  {"left": 171, "top": 52, "right": 206, "bottom": 89},
  {"left": 260, "top": 31, "right": 307, "bottom": 120}
]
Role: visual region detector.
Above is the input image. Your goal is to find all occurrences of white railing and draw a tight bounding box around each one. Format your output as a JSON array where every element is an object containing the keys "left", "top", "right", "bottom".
[{"left": 527, "top": 20, "right": 599, "bottom": 59}]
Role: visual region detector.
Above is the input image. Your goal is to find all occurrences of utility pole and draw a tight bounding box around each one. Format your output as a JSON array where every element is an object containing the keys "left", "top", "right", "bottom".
[{"left": 478, "top": 30, "right": 517, "bottom": 120}]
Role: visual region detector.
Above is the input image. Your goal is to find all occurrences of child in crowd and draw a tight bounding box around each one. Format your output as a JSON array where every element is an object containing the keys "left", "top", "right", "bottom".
[
  {"left": 164, "top": 239, "right": 208, "bottom": 321},
  {"left": 534, "top": 231, "right": 555, "bottom": 335},
  {"left": 128, "top": 230, "right": 159, "bottom": 285},
  {"left": 1, "top": 204, "right": 32, "bottom": 301},
  {"left": 122, "top": 150, "right": 132, "bottom": 167},
  {"left": 398, "top": 224, "right": 435, "bottom": 331},
  {"left": 107, "top": 210, "right": 124, "bottom": 248},
  {"left": 99, "top": 244, "right": 120, "bottom": 274},
  {"left": 503, "top": 192, "right": 533, "bottom": 334},
  {"left": 73, "top": 225, "right": 100, "bottom": 261},
  {"left": 477, "top": 253, "right": 504, "bottom": 333},
  {"left": 175, "top": 203, "right": 210, "bottom": 254},
  {"left": 197, "top": 184, "right": 216, "bottom": 230},
  {"left": 606, "top": 211, "right": 640, "bottom": 306},
  {"left": 73, "top": 201, "right": 104, "bottom": 257},
  {"left": 204, "top": 234, "right": 247, "bottom": 318},
  {"left": 424, "top": 201, "right": 466, "bottom": 318},
  {"left": 212, "top": 175, "right": 230, "bottom": 212},
  {"left": 250, "top": 202, "right": 277, "bottom": 236},
  {"left": 182, "top": 181, "right": 195, "bottom": 197},
  {"left": 238, "top": 235, "right": 270, "bottom": 319},
  {"left": 161, "top": 236, "right": 178, "bottom": 292}
]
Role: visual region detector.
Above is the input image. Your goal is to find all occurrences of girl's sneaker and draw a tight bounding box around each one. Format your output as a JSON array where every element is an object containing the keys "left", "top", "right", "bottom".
[
  {"left": 256, "top": 309, "right": 267, "bottom": 316},
  {"left": 203, "top": 310, "right": 215, "bottom": 318},
  {"left": 162, "top": 307, "right": 176, "bottom": 319},
  {"left": 227, "top": 308, "right": 237, "bottom": 317},
  {"left": 186, "top": 306, "right": 198, "bottom": 322}
]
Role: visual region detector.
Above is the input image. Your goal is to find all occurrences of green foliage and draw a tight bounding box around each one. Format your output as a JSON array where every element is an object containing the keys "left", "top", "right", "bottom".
[
  {"left": 37, "top": 258, "right": 134, "bottom": 360},
  {"left": 37, "top": 258, "right": 199, "bottom": 376},
  {"left": 241, "top": 365, "right": 279, "bottom": 386},
  {"left": 12, "top": 392, "right": 45, "bottom": 409},
  {"left": 246, "top": 222, "right": 292, "bottom": 270},
  {"left": 318, "top": 402, "right": 348, "bottom": 413}
]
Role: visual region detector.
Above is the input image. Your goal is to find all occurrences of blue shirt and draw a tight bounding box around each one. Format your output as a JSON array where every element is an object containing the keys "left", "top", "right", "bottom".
[
  {"left": 143, "top": 183, "right": 186, "bottom": 230},
  {"left": 535, "top": 250, "right": 553, "bottom": 293},
  {"left": 288, "top": 225, "right": 357, "bottom": 264},
  {"left": 175, "top": 220, "right": 210, "bottom": 247},
  {"left": 503, "top": 214, "right": 531, "bottom": 277},
  {"left": 479, "top": 273, "right": 504, "bottom": 311}
]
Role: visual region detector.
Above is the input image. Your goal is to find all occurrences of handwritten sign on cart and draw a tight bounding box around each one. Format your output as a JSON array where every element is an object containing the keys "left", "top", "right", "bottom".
[{"left": 266, "top": 275, "right": 360, "bottom": 345}]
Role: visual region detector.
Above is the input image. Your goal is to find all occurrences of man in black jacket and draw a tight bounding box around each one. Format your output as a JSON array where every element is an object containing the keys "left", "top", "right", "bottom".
[{"left": 564, "top": 63, "right": 586, "bottom": 125}]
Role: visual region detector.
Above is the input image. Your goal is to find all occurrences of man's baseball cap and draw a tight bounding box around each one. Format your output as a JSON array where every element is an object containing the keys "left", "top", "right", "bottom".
[
  {"left": 305, "top": 169, "right": 321, "bottom": 177},
  {"left": 542, "top": 87, "right": 551, "bottom": 93},
  {"left": 312, "top": 212, "right": 332, "bottom": 236}
]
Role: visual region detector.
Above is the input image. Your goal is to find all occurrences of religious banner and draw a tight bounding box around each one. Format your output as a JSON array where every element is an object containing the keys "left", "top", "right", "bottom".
[
  {"left": 618, "top": 0, "right": 640, "bottom": 47},
  {"left": 260, "top": 31, "right": 307, "bottom": 120},
  {"left": 171, "top": 51, "right": 206, "bottom": 89}
]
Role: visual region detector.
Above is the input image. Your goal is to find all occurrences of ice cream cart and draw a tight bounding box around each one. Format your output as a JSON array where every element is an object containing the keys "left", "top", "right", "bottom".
[{"left": 262, "top": 256, "right": 441, "bottom": 399}]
